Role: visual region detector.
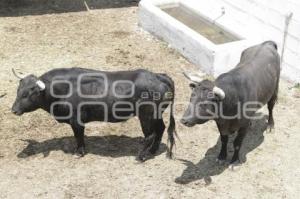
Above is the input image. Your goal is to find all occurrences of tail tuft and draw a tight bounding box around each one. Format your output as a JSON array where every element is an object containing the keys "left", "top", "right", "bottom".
[{"left": 167, "top": 102, "right": 178, "bottom": 159}]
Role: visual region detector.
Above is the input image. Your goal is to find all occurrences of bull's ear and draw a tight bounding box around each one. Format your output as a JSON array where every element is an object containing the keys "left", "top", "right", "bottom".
[
  {"left": 189, "top": 83, "right": 196, "bottom": 89},
  {"left": 33, "top": 86, "right": 41, "bottom": 96}
]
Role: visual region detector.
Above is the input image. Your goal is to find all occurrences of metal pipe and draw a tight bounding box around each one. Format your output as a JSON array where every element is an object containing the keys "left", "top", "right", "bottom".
[
  {"left": 213, "top": 7, "right": 225, "bottom": 24},
  {"left": 280, "top": 12, "right": 293, "bottom": 70}
]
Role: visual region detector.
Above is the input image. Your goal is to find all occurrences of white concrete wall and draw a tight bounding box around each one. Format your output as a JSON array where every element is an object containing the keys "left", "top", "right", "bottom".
[
  {"left": 139, "top": 0, "right": 259, "bottom": 77},
  {"left": 209, "top": 0, "right": 300, "bottom": 82}
]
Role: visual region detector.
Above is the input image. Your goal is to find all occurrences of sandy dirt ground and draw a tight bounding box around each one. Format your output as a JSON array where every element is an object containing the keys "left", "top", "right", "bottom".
[{"left": 0, "top": 1, "right": 300, "bottom": 198}]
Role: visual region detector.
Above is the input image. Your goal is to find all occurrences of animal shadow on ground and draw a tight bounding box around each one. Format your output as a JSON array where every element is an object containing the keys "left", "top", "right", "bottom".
[
  {"left": 175, "top": 114, "right": 269, "bottom": 185},
  {"left": 0, "top": 0, "right": 140, "bottom": 17},
  {"left": 17, "top": 135, "right": 167, "bottom": 159}
]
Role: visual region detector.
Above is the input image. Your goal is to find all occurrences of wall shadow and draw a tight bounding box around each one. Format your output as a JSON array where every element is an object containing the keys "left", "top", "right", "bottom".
[
  {"left": 175, "top": 114, "right": 269, "bottom": 185},
  {"left": 0, "top": 0, "right": 140, "bottom": 17},
  {"left": 17, "top": 135, "right": 167, "bottom": 158}
]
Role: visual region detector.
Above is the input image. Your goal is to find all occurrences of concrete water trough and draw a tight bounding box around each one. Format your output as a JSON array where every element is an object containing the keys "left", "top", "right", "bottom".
[{"left": 138, "top": 0, "right": 258, "bottom": 76}]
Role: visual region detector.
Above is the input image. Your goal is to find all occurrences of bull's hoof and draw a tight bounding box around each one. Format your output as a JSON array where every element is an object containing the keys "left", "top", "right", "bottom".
[
  {"left": 149, "top": 145, "right": 160, "bottom": 155},
  {"left": 216, "top": 158, "right": 226, "bottom": 165},
  {"left": 74, "top": 147, "right": 85, "bottom": 158},
  {"left": 136, "top": 150, "right": 155, "bottom": 162},
  {"left": 267, "top": 124, "right": 275, "bottom": 133},
  {"left": 136, "top": 150, "right": 148, "bottom": 162},
  {"left": 166, "top": 151, "right": 173, "bottom": 159},
  {"left": 136, "top": 154, "right": 147, "bottom": 162},
  {"left": 229, "top": 161, "right": 241, "bottom": 171}
]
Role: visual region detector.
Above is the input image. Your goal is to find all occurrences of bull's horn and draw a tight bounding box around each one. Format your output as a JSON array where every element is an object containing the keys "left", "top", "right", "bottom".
[
  {"left": 182, "top": 71, "right": 203, "bottom": 83},
  {"left": 36, "top": 80, "right": 46, "bottom": 91},
  {"left": 213, "top": 86, "right": 225, "bottom": 99},
  {"left": 12, "top": 68, "right": 25, "bottom": 79}
]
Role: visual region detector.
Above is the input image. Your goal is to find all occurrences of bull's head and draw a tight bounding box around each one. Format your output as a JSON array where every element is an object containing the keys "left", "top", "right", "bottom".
[
  {"left": 11, "top": 69, "right": 46, "bottom": 115},
  {"left": 181, "top": 72, "right": 225, "bottom": 127}
]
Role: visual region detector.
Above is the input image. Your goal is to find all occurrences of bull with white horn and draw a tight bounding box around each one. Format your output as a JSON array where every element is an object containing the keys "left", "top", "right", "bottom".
[
  {"left": 11, "top": 68, "right": 46, "bottom": 115},
  {"left": 10, "top": 67, "right": 177, "bottom": 161},
  {"left": 181, "top": 41, "right": 280, "bottom": 169},
  {"left": 181, "top": 71, "right": 226, "bottom": 127}
]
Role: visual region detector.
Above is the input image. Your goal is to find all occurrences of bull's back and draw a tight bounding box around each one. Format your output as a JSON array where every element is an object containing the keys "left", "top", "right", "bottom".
[
  {"left": 41, "top": 68, "right": 173, "bottom": 123},
  {"left": 239, "top": 42, "right": 280, "bottom": 103},
  {"left": 219, "top": 41, "right": 280, "bottom": 105}
]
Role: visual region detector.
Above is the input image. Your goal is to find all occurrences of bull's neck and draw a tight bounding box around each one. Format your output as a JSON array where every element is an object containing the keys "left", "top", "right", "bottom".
[
  {"left": 37, "top": 77, "right": 55, "bottom": 113},
  {"left": 37, "top": 90, "right": 50, "bottom": 113}
]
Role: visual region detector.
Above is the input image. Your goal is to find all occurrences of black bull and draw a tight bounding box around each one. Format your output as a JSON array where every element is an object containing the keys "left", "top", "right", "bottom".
[
  {"left": 12, "top": 68, "right": 176, "bottom": 161},
  {"left": 181, "top": 41, "right": 280, "bottom": 168}
]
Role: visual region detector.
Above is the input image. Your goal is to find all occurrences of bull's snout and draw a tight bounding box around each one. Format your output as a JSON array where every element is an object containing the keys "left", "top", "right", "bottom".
[
  {"left": 180, "top": 118, "right": 188, "bottom": 125},
  {"left": 180, "top": 118, "right": 195, "bottom": 127},
  {"left": 11, "top": 108, "right": 17, "bottom": 114},
  {"left": 11, "top": 105, "right": 22, "bottom": 116}
]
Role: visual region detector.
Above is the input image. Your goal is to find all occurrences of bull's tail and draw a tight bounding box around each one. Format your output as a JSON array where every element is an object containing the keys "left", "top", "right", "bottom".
[
  {"left": 167, "top": 101, "right": 176, "bottom": 159},
  {"left": 157, "top": 73, "right": 178, "bottom": 158}
]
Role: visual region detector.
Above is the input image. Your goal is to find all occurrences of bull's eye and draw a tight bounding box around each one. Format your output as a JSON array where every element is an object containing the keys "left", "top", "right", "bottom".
[{"left": 22, "top": 92, "right": 29, "bottom": 98}]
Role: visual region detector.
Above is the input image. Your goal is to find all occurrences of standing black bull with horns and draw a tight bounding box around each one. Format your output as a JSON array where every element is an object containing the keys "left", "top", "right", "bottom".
[
  {"left": 181, "top": 41, "right": 280, "bottom": 169},
  {"left": 11, "top": 67, "right": 176, "bottom": 161}
]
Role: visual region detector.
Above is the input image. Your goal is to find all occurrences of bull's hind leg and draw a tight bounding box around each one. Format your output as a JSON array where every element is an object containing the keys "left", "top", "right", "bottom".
[
  {"left": 149, "top": 119, "right": 165, "bottom": 154},
  {"left": 267, "top": 90, "right": 277, "bottom": 131},
  {"left": 70, "top": 120, "right": 85, "bottom": 157},
  {"left": 137, "top": 114, "right": 156, "bottom": 162}
]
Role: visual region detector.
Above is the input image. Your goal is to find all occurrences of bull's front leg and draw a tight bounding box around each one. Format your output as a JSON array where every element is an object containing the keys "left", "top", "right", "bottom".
[
  {"left": 216, "top": 134, "right": 228, "bottom": 164},
  {"left": 70, "top": 120, "right": 86, "bottom": 157},
  {"left": 230, "top": 127, "right": 247, "bottom": 169}
]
